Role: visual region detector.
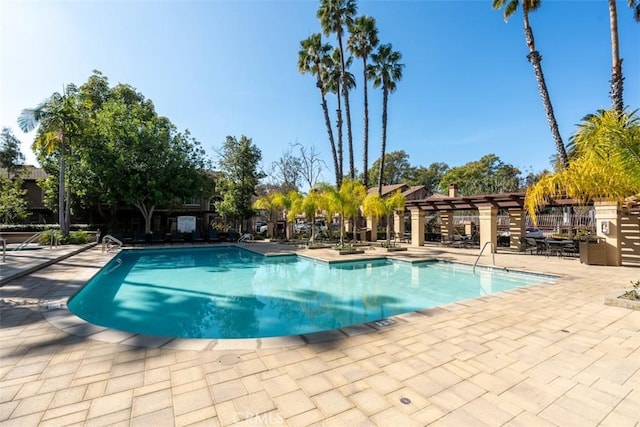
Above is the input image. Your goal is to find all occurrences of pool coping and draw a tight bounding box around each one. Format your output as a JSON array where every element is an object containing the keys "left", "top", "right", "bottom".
[{"left": 42, "top": 245, "right": 560, "bottom": 351}]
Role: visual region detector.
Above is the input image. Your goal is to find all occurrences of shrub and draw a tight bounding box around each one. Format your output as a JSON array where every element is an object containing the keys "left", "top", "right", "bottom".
[
  {"left": 66, "top": 230, "right": 90, "bottom": 244},
  {"left": 38, "top": 229, "right": 63, "bottom": 245}
]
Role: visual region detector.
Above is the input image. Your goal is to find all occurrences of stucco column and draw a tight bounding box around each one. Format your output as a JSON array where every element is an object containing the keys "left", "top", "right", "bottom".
[
  {"left": 394, "top": 210, "right": 405, "bottom": 240},
  {"left": 366, "top": 216, "right": 378, "bottom": 242},
  {"left": 594, "top": 201, "right": 622, "bottom": 266},
  {"left": 508, "top": 208, "right": 526, "bottom": 251},
  {"left": 409, "top": 207, "right": 424, "bottom": 247},
  {"left": 440, "top": 211, "right": 453, "bottom": 242},
  {"left": 478, "top": 205, "right": 498, "bottom": 253}
]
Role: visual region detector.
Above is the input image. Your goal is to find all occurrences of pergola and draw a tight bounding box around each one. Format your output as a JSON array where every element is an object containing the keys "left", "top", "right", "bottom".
[{"left": 392, "top": 190, "right": 636, "bottom": 266}]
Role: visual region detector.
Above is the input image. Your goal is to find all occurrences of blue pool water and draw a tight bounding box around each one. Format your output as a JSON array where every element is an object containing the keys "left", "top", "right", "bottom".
[{"left": 67, "top": 246, "right": 554, "bottom": 339}]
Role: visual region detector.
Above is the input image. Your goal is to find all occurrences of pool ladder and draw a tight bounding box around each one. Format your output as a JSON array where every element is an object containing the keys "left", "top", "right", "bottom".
[
  {"left": 473, "top": 241, "right": 496, "bottom": 274},
  {"left": 102, "top": 234, "right": 123, "bottom": 253}
]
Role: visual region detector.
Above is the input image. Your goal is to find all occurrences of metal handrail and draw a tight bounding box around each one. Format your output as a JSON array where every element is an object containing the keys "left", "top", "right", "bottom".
[
  {"left": 473, "top": 241, "right": 496, "bottom": 274},
  {"left": 102, "top": 234, "right": 123, "bottom": 253},
  {"left": 13, "top": 231, "right": 45, "bottom": 251}
]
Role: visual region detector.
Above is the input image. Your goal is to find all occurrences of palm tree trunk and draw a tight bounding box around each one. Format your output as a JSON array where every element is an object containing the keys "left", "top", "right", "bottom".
[
  {"left": 609, "top": 0, "right": 624, "bottom": 112},
  {"left": 318, "top": 79, "right": 341, "bottom": 186},
  {"left": 58, "top": 142, "right": 66, "bottom": 236},
  {"left": 362, "top": 57, "right": 370, "bottom": 188},
  {"left": 335, "top": 82, "right": 344, "bottom": 186},
  {"left": 523, "top": 13, "right": 569, "bottom": 168},
  {"left": 337, "top": 33, "right": 355, "bottom": 180},
  {"left": 377, "top": 88, "right": 388, "bottom": 195}
]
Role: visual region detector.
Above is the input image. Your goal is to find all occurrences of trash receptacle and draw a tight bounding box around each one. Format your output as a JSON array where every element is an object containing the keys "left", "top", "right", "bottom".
[{"left": 579, "top": 237, "right": 607, "bottom": 265}]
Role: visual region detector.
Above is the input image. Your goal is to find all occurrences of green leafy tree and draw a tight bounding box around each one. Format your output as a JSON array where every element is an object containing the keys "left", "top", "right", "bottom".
[
  {"left": 0, "top": 175, "right": 28, "bottom": 224},
  {"left": 525, "top": 109, "right": 640, "bottom": 222},
  {"left": 80, "top": 83, "right": 212, "bottom": 233},
  {"left": 215, "top": 135, "right": 265, "bottom": 231},
  {"left": 408, "top": 162, "right": 450, "bottom": 193},
  {"left": 298, "top": 34, "right": 340, "bottom": 186},
  {"left": 317, "top": 0, "right": 357, "bottom": 179},
  {"left": 0, "top": 128, "right": 25, "bottom": 177},
  {"left": 438, "top": 154, "right": 521, "bottom": 195},
  {"left": 363, "top": 190, "right": 406, "bottom": 246},
  {"left": 348, "top": 15, "right": 379, "bottom": 187},
  {"left": 272, "top": 189, "right": 302, "bottom": 240},
  {"left": 492, "top": 0, "right": 568, "bottom": 167},
  {"left": 368, "top": 43, "right": 404, "bottom": 195},
  {"left": 367, "top": 150, "right": 412, "bottom": 188}
]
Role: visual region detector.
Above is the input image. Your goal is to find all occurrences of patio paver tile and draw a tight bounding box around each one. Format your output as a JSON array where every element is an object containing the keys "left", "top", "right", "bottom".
[
  {"left": 174, "top": 406, "right": 217, "bottom": 427},
  {"left": 272, "top": 389, "right": 315, "bottom": 418},
  {"left": 131, "top": 388, "right": 173, "bottom": 417},
  {"left": 311, "top": 389, "right": 354, "bottom": 418},
  {"left": 261, "top": 373, "right": 299, "bottom": 398},
  {"left": 284, "top": 408, "right": 324, "bottom": 427},
  {"left": 130, "top": 407, "right": 174, "bottom": 427},
  {"left": 172, "top": 387, "right": 213, "bottom": 416}
]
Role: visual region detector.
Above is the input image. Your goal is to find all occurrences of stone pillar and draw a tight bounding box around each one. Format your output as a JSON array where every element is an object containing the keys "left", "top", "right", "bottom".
[
  {"left": 508, "top": 208, "right": 526, "bottom": 251},
  {"left": 594, "top": 201, "right": 622, "bottom": 266},
  {"left": 478, "top": 205, "right": 498, "bottom": 253},
  {"left": 440, "top": 211, "right": 453, "bottom": 242},
  {"left": 409, "top": 207, "right": 424, "bottom": 247},
  {"left": 394, "top": 210, "right": 405, "bottom": 240},
  {"left": 367, "top": 216, "right": 378, "bottom": 242}
]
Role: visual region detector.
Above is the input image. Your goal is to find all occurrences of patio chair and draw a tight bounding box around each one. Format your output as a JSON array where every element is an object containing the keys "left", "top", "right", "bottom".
[{"left": 521, "top": 237, "right": 537, "bottom": 255}]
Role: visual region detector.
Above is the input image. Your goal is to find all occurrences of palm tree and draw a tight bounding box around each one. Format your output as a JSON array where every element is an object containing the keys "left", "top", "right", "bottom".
[
  {"left": 492, "top": 0, "right": 569, "bottom": 168},
  {"left": 630, "top": 0, "right": 640, "bottom": 22},
  {"left": 368, "top": 43, "right": 404, "bottom": 196},
  {"left": 272, "top": 189, "right": 301, "bottom": 240},
  {"left": 317, "top": 0, "right": 357, "bottom": 179},
  {"left": 348, "top": 15, "right": 379, "bottom": 188},
  {"left": 18, "top": 85, "right": 79, "bottom": 236},
  {"left": 525, "top": 109, "right": 640, "bottom": 222},
  {"left": 325, "top": 49, "right": 356, "bottom": 186},
  {"left": 298, "top": 34, "right": 341, "bottom": 186},
  {"left": 363, "top": 190, "right": 406, "bottom": 247},
  {"left": 609, "top": 0, "right": 624, "bottom": 112},
  {"left": 608, "top": 0, "right": 640, "bottom": 112},
  {"left": 318, "top": 179, "right": 366, "bottom": 246}
]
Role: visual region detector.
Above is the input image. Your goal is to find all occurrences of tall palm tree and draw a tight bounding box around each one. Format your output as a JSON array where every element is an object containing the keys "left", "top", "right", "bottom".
[
  {"left": 609, "top": 0, "right": 624, "bottom": 112},
  {"left": 298, "top": 34, "right": 341, "bottom": 187},
  {"left": 525, "top": 109, "right": 640, "bottom": 222},
  {"left": 608, "top": 0, "right": 640, "bottom": 112},
  {"left": 348, "top": 15, "right": 379, "bottom": 188},
  {"left": 492, "top": 0, "right": 569, "bottom": 168},
  {"left": 368, "top": 43, "right": 404, "bottom": 196},
  {"left": 317, "top": 0, "right": 357, "bottom": 179},
  {"left": 325, "top": 49, "right": 356, "bottom": 186},
  {"left": 18, "top": 85, "right": 79, "bottom": 236}
]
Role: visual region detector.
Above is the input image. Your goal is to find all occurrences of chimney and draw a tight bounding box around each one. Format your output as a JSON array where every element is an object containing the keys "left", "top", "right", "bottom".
[{"left": 449, "top": 183, "right": 458, "bottom": 198}]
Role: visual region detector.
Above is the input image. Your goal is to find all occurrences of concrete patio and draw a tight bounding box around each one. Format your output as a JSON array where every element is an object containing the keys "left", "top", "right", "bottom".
[{"left": 0, "top": 242, "right": 638, "bottom": 426}]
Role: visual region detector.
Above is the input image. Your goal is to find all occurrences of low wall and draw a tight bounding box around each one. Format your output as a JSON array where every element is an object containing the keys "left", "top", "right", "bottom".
[{"left": 0, "top": 231, "right": 98, "bottom": 244}]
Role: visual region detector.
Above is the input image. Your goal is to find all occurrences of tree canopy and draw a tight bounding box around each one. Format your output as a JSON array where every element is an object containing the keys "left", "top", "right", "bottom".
[
  {"left": 214, "top": 135, "right": 265, "bottom": 230},
  {"left": 438, "top": 154, "right": 522, "bottom": 196}
]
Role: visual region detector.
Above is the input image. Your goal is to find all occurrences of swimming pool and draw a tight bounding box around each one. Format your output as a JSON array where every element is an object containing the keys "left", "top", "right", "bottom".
[{"left": 67, "top": 246, "right": 554, "bottom": 339}]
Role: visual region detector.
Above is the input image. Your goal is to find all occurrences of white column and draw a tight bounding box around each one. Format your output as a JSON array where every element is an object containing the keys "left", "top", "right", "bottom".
[
  {"left": 594, "top": 201, "right": 622, "bottom": 266},
  {"left": 478, "top": 205, "right": 498, "bottom": 253},
  {"left": 409, "top": 207, "right": 424, "bottom": 247}
]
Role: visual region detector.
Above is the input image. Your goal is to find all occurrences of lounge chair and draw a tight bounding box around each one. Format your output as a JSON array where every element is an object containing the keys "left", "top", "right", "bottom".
[
  {"left": 208, "top": 229, "right": 220, "bottom": 243},
  {"left": 169, "top": 232, "right": 184, "bottom": 244},
  {"left": 191, "top": 231, "right": 204, "bottom": 243}
]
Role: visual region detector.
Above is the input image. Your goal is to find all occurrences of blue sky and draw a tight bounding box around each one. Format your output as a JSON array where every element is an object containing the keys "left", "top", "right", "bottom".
[{"left": 1, "top": 0, "right": 639, "bottom": 187}]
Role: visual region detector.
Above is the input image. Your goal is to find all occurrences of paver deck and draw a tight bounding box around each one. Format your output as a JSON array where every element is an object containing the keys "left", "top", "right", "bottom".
[{"left": 0, "top": 242, "right": 638, "bottom": 426}]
